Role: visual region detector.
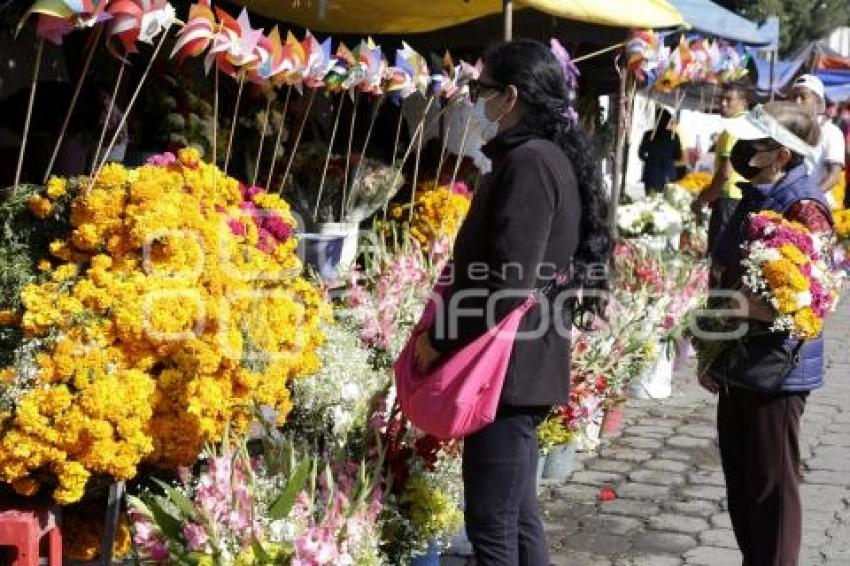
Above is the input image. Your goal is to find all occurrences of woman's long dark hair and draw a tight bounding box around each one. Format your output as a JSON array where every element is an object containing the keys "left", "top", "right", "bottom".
[{"left": 484, "top": 39, "right": 611, "bottom": 322}]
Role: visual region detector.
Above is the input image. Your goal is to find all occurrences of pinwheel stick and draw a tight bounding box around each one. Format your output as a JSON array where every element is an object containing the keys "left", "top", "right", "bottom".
[
  {"left": 224, "top": 72, "right": 246, "bottom": 174},
  {"left": 436, "top": 123, "right": 451, "bottom": 184},
  {"left": 408, "top": 95, "right": 435, "bottom": 222},
  {"left": 14, "top": 38, "right": 43, "bottom": 191},
  {"left": 450, "top": 101, "right": 474, "bottom": 190},
  {"left": 213, "top": 69, "right": 219, "bottom": 167},
  {"left": 265, "top": 85, "right": 292, "bottom": 189},
  {"left": 91, "top": 60, "right": 126, "bottom": 178},
  {"left": 315, "top": 93, "right": 344, "bottom": 222},
  {"left": 342, "top": 91, "right": 361, "bottom": 217},
  {"left": 278, "top": 88, "right": 317, "bottom": 194},
  {"left": 390, "top": 108, "right": 404, "bottom": 170},
  {"left": 252, "top": 92, "right": 274, "bottom": 185},
  {"left": 96, "top": 26, "right": 171, "bottom": 178},
  {"left": 45, "top": 24, "right": 103, "bottom": 183},
  {"left": 346, "top": 94, "right": 385, "bottom": 217}
]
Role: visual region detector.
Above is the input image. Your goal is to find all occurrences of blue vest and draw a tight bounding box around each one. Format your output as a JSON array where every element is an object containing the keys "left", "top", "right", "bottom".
[{"left": 714, "top": 165, "right": 832, "bottom": 393}]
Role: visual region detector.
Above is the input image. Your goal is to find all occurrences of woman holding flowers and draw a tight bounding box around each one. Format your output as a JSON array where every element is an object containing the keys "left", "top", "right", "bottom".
[
  {"left": 413, "top": 40, "right": 610, "bottom": 565},
  {"left": 704, "top": 102, "right": 833, "bottom": 566}
]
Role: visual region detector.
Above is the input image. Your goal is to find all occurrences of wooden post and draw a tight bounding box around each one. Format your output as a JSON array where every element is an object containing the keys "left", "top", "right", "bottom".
[{"left": 503, "top": 0, "right": 513, "bottom": 42}]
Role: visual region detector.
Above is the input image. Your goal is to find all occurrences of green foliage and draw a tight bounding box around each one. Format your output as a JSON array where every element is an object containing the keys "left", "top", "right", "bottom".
[{"left": 717, "top": 0, "right": 850, "bottom": 56}]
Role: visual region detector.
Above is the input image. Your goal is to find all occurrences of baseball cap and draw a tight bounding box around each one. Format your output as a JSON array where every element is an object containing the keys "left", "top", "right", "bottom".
[
  {"left": 722, "top": 104, "right": 818, "bottom": 162},
  {"left": 792, "top": 74, "right": 825, "bottom": 102}
]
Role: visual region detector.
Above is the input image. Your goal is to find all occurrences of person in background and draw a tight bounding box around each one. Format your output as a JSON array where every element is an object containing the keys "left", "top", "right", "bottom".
[
  {"left": 691, "top": 81, "right": 752, "bottom": 265},
  {"left": 638, "top": 108, "right": 683, "bottom": 194},
  {"left": 840, "top": 102, "right": 850, "bottom": 209},
  {"left": 791, "top": 75, "right": 846, "bottom": 197},
  {"left": 704, "top": 101, "right": 832, "bottom": 566}
]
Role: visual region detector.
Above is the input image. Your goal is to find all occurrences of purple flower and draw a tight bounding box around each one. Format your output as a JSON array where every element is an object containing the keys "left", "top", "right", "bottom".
[{"left": 146, "top": 152, "right": 177, "bottom": 167}]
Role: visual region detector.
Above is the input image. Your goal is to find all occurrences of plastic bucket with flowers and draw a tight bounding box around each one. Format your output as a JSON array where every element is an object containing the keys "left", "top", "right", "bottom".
[{"left": 297, "top": 233, "right": 345, "bottom": 281}]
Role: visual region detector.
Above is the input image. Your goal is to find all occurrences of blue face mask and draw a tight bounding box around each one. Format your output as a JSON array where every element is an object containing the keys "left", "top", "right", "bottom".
[{"left": 472, "top": 98, "right": 500, "bottom": 143}]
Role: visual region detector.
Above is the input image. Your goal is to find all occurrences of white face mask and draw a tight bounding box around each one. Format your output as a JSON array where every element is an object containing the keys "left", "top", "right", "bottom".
[{"left": 472, "top": 98, "right": 500, "bottom": 143}]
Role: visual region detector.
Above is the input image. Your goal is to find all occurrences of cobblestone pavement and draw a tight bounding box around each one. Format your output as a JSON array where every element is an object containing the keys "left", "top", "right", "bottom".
[{"left": 444, "top": 296, "right": 850, "bottom": 565}]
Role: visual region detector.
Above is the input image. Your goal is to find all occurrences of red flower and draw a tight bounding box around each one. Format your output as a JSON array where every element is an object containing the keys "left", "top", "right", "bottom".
[{"left": 598, "top": 486, "right": 617, "bottom": 502}]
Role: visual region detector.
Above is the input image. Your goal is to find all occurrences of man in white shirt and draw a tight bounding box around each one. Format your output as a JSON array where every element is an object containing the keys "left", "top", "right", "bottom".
[{"left": 791, "top": 75, "right": 846, "bottom": 196}]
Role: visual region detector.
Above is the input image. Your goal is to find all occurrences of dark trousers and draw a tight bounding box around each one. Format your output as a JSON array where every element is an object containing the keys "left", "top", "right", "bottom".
[
  {"left": 717, "top": 387, "right": 808, "bottom": 566},
  {"left": 463, "top": 406, "right": 550, "bottom": 566}
]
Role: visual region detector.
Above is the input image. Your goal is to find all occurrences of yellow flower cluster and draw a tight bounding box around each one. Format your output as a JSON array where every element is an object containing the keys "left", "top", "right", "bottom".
[
  {"left": 1, "top": 149, "right": 329, "bottom": 503},
  {"left": 392, "top": 181, "right": 471, "bottom": 249},
  {"left": 677, "top": 171, "right": 713, "bottom": 193},
  {"left": 835, "top": 209, "right": 850, "bottom": 240},
  {"left": 829, "top": 174, "right": 846, "bottom": 210},
  {"left": 399, "top": 474, "right": 464, "bottom": 544}
]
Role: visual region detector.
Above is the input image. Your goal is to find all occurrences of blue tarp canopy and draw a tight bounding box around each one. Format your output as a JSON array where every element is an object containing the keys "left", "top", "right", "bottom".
[
  {"left": 668, "top": 0, "right": 772, "bottom": 46},
  {"left": 751, "top": 42, "right": 850, "bottom": 102}
]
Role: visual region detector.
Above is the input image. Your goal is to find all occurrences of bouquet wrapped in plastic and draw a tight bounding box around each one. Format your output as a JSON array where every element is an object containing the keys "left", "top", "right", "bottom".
[{"left": 740, "top": 211, "right": 842, "bottom": 340}]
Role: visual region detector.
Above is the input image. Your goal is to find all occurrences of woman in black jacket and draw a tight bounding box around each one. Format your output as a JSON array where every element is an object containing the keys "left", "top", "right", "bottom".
[{"left": 414, "top": 40, "right": 611, "bottom": 565}]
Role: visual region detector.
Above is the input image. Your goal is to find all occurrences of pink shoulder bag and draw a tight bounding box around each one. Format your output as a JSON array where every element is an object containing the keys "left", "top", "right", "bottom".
[{"left": 393, "top": 274, "right": 539, "bottom": 440}]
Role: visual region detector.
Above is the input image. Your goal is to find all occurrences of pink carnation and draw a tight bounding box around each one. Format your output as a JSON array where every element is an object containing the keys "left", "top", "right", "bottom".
[
  {"left": 228, "top": 220, "right": 247, "bottom": 236},
  {"left": 146, "top": 152, "right": 177, "bottom": 167}
]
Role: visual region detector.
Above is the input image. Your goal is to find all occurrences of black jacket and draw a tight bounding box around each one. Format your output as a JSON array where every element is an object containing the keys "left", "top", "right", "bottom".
[{"left": 428, "top": 126, "right": 581, "bottom": 406}]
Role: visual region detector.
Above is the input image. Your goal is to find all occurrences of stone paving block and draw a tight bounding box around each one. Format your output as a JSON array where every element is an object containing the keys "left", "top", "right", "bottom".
[
  {"left": 698, "top": 528, "right": 737, "bottom": 548},
  {"left": 637, "top": 417, "right": 684, "bottom": 429},
  {"left": 550, "top": 550, "right": 613, "bottom": 566},
  {"left": 628, "top": 469, "right": 684, "bottom": 486},
  {"left": 614, "top": 555, "right": 682, "bottom": 566},
  {"left": 645, "top": 459, "right": 692, "bottom": 473},
  {"left": 619, "top": 436, "right": 665, "bottom": 450},
  {"left": 654, "top": 449, "right": 697, "bottom": 462},
  {"left": 617, "top": 482, "right": 673, "bottom": 501},
  {"left": 662, "top": 499, "right": 720, "bottom": 517},
  {"left": 621, "top": 425, "right": 670, "bottom": 438},
  {"left": 666, "top": 435, "right": 714, "bottom": 449},
  {"left": 647, "top": 513, "right": 709, "bottom": 535},
  {"left": 598, "top": 447, "right": 654, "bottom": 462},
  {"left": 675, "top": 424, "right": 717, "bottom": 439},
  {"left": 550, "top": 484, "right": 601, "bottom": 504},
  {"left": 570, "top": 470, "right": 625, "bottom": 487},
  {"left": 554, "top": 532, "right": 633, "bottom": 557},
  {"left": 632, "top": 531, "right": 697, "bottom": 555},
  {"left": 683, "top": 546, "right": 742, "bottom": 565},
  {"left": 804, "top": 469, "right": 850, "bottom": 487},
  {"left": 817, "top": 433, "right": 850, "bottom": 448},
  {"left": 710, "top": 512, "right": 733, "bottom": 529},
  {"left": 598, "top": 498, "right": 660, "bottom": 519},
  {"left": 585, "top": 458, "right": 638, "bottom": 474},
  {"left": 579, "top": 514, "right": 645, "bottom": 536},
  {"left": 679, "top": 484, "right": 727, "bottom": 501},
  {"left": 686, "top": 469, "right": 726, "bottom": 487},
  {"left": 800, "top": 484, "right": 850, "bottom": 510}
]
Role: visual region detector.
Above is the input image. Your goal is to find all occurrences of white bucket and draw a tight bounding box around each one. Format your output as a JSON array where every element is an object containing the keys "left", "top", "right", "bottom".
[
  {"left": 629, "top": 349, "right": 673, "bottom": 400},
  {"left": 316, "top": 221, "right": 360, "bottom": 268}
]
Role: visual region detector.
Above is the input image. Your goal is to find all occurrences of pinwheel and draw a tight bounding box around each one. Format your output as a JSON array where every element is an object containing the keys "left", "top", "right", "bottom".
[
  {"left": 171, "top": 0, "right": 216, "bottom": 62},
  {"left": 355, "top": 38, "right": 386, "bottom": 95},
  {"left": 397, "top": 42, "right": 430, "bottom": 97},
  {"left": 20, "top": 0, "right": 110, "bottom": 45},
  {"left": 207, "top": 8, "right": 262, "bottom": 77},
  {"left": 302, "top": 31, "right": 336, "bottom": 89},
  {"left": 627, "top": 30, "right": 658, "bottom": 82},
  {"left": 106, "top": 0, "right": 174, "bottom": 57},
  {"left": 323, "top": 42, "right": 355, "bottom": 93}
]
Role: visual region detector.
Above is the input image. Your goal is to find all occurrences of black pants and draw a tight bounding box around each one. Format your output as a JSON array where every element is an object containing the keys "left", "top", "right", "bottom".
[
  {"left": 463, "top": 406, "right": 550, "bottom": 566},
  {"left": 717, "top": 387, "right": 808, "bottom": 566}
]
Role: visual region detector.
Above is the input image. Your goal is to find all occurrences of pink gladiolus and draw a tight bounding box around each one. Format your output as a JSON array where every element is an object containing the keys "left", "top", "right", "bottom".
[{"left": 183, "top": 523, "right": 209, "bottom": 551}]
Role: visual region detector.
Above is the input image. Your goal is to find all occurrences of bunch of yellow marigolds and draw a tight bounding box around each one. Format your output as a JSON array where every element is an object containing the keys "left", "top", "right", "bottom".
[
  {"left": 392, "top": 181, "right": 471, "bottom": 249},
  {"left": 0, "top": 148, "right": 329, "bottom": 504}
]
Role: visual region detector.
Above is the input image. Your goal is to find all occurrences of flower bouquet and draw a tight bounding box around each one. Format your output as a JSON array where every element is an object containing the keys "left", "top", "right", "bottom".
[{"left": 741, "top": 211, "right": 840, "bottom": 340}]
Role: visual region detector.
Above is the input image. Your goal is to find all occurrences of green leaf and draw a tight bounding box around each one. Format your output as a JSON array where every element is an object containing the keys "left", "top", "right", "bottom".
[
  {"left": 252, "top": 540, "right": 272, "bottom": 564},
  {"left": 268, "top": 457, "right": 312, "bottom": 519},
  {"left": 145, "top": 495, "right": 183, "bottom": 541},
  {"left": 153, "top": 478, "right": 195, "bottom": 519}
]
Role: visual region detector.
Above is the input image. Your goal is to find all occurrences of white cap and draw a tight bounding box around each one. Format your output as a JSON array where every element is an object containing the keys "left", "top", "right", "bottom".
[
  {"left": 792, "top": 74, "right": 826, "bottom": 102},
  {"left": 722, "top": 104, "right": 818, "bottom": 163}
]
